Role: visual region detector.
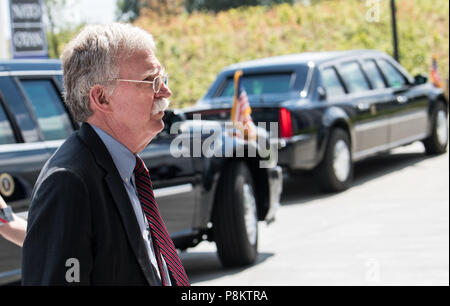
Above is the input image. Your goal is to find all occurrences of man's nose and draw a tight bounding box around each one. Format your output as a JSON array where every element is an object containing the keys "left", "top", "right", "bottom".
[{"left": 156, "top": 82, "right": 171, "bottom": 99}]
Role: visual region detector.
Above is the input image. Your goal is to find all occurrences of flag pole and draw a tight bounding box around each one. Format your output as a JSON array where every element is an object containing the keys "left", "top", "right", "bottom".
[
  {"left": 390, "top": 0, "right": 400, "bottom": 63},
  {"left": 231, "top": 70, "right": 243, "bottom": 124}
]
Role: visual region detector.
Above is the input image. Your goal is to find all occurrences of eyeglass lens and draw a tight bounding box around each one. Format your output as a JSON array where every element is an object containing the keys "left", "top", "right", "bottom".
[
  {"left": 154, "top": 76, "right": 161, "bottom": 93},
  {"left": 154, "top": 75, "right": 169, "bottom": 93}
]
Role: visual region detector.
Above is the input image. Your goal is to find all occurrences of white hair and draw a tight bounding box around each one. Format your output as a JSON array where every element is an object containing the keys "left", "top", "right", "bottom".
[{"left": 61, "top": 23, "right": 156, "bottom": 122}]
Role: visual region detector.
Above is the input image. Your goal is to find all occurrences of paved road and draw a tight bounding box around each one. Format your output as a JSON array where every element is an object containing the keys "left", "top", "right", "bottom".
[{"left": 181, "top": 142, "right": 449, "bottom": 286}]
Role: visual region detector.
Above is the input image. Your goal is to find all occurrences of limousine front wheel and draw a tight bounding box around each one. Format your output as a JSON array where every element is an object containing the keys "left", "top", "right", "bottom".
[
  {"left": 212, "top": 161, "right": 258, "bottom": 268},
  {"left": 315, "top": 128, "right": 353, "bottom": 192},
  {"left": 423, "top": 103, "right": 448, "bottom": 155}
]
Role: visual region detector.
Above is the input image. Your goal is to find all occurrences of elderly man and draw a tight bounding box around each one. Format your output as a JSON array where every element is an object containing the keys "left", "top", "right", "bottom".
[{"left": 22, "top": 23, "right": 189, "bottom": 286}]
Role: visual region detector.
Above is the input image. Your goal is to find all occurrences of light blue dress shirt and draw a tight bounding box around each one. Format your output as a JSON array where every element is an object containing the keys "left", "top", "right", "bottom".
[{"left": 91, "top": 124, "right": 171, "bottom": 286}]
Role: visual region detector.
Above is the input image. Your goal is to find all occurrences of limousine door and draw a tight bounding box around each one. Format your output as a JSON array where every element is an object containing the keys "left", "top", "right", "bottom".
[
  {"left": 333, "top": 61, "right": 390, "bottom": 158},
  {"left": 0, "top": 82, "right": 54, "bottom": 285},
  {"left": 377, "top": 59, "right": 429, "bottom": 145},
  {"left": 0, "top": 78, "right": 56, "bottom": 213}
]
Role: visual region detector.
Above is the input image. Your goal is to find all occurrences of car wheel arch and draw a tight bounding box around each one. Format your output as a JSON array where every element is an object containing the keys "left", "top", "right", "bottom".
[
  {"left": 317, "top": 117, "right": 353, "bottom": 164},
  {"left": 314, "top": 127, "right": 354, "bottom": 192},
  {"left": 331, "top": 120, "right": 353, "bottom": 147},
  {"left": 434, "top": 96, "right": 448, "bottom": 115},
  {"left": 426, "top": 96, "right": 448, "bottom": 134}
]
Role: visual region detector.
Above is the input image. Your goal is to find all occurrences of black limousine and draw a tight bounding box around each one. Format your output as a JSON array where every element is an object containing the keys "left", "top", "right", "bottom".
[
  {"left": 184, "top": 50, "right": 449, "bottom": 192},
  {"left": 0, "top": 60, "right": 282, "bottom": 285}
]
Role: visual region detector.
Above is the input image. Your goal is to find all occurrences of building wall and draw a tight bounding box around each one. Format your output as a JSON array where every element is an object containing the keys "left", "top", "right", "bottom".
[{"left": 0, "top": 0, "right": 11, "bottom": 59}]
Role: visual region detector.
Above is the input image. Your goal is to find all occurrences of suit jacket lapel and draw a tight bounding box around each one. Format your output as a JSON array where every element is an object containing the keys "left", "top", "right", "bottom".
[{"left": 78, "top": 123, "right": 158, "bottom": 286}]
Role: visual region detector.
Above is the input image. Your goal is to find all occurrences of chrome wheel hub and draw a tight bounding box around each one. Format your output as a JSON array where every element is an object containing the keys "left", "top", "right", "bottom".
[
  {"left": 333, "top": 140, "right": 351, "bottom": 182},
  {"left": 243, "top": 184, "right": 258, "bottom": 245},
  {"left": 436, "top": 110, "right": 448, "bottom": 147}
]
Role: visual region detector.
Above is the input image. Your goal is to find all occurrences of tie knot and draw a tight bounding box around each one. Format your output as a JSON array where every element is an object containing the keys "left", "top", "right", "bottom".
[{"left": 134, "top": 156, "right": 148, "bottom": 176}]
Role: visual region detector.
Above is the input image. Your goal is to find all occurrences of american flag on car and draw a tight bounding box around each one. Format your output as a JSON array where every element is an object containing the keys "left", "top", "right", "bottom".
[{"left": 231, "top": 70, "right": 257, "bottom": 140}]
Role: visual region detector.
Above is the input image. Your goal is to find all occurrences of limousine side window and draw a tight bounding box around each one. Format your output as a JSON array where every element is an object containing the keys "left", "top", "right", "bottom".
[
  {"left": 0, "top": 102, "right": 16, "bottom": 145},
  {"left": 377, "top": 59, "right": 406, "bottom": 89},
  {"left": 338, "top": 61, "right": 370, "bottom": 94},
  {"left": 321, "top": 67, "right": 345, "bottom": 97},
  {"left": 218, "top": 73, "right": 293, "bottom": 97},
  {"left": 20, "top": 79, "right": 73, "bottom": 141},
  {"left": 362, "top": 59, "right": 386, "bottom": 89}
]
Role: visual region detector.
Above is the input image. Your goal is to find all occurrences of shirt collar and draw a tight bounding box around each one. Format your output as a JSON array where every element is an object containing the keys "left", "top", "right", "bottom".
[{"left": 90, "top": 124, "right": 136, "bottom": 183}]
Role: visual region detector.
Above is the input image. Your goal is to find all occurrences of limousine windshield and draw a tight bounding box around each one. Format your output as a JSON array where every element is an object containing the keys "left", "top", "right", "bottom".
[{"left": 212, "top": 65, "right": 310, "bottom": 103}]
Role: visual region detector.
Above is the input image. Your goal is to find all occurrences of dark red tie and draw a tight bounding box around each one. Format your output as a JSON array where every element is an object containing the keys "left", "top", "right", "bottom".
[{"left": 134, "top": 156, "right": 190, "bottom": 286}]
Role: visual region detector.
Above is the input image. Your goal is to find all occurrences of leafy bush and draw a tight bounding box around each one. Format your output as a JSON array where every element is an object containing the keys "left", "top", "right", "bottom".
[{"left": 134, "top": 0, "right": 449, "bottom": 108}]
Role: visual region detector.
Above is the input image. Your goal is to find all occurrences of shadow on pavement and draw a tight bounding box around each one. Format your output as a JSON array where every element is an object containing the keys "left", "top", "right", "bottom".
[
  {"left": 281, "top": 144, "right": 436, "bottom": 205},
  {"left": 181, "top": 250, "right": 274, "bottom": 284},
  {"left": 352, "top": 151, "right": 429, "bottom": 186}
]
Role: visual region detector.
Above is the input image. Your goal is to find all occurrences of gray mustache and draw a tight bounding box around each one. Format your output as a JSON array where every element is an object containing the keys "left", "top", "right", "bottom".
[{"left": 152, "top": 98, "right": 170, "bottom": 115}]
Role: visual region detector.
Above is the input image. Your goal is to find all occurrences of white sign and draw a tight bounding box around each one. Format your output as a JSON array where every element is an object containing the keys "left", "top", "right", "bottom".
[{"left": 9, "top": 0, "right": 48, "bottom": 58}]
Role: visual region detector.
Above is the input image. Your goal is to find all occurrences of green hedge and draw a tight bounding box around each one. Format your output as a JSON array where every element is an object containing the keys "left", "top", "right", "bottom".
[{"left": 135, "top": 0, "right": 449, "bottom": 108}]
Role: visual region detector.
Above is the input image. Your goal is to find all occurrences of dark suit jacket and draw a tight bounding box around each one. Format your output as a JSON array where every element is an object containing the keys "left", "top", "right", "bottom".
[{"left": 22, "top": 123, "right": 161, "bottom": 285}]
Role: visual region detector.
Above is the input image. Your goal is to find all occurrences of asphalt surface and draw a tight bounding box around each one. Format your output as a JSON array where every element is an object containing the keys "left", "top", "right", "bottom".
[{"left": 181, "top": 142, "right": 449, "bottom": 286}]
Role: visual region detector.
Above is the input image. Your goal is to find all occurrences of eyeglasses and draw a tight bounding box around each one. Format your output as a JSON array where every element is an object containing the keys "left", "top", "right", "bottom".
[{"left": 115, "top": 73, "right": 169, "bottom": 94}]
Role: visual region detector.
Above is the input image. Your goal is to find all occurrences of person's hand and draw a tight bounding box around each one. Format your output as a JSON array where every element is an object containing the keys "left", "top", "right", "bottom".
[
  {"left": 0, "top": 195, "right": 7, "bottom": 209},
  {"left": 0, "top": 194, "right": 26, "bottom": 247}
]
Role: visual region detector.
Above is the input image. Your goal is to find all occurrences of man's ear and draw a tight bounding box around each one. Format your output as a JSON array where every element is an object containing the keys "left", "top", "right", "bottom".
[{"left": 89, "top": 85, "right": 112, "bottom": 114}]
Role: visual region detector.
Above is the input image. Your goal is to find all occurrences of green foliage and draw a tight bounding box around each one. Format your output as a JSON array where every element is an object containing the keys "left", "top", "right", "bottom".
[
  {"left": 135, "top": 0, "right": 449, "bottom": 108},
  {"left": 116, "top": 0, "right": 186, "bottom": 21},
  {"left": 47, "top": 0, "right": 449, "bottom": 107},
  {"left": 47, "top": 24, "right": 85, "bottom": 59},
  {"left": 116, "top": 0, "right": 142, "bottom": 22},
  {"left": 44, "top": 0, "right": 67, "bottom": 58},
  {"left": 44, "top": 0, "right": 84, "bottom": 59}
]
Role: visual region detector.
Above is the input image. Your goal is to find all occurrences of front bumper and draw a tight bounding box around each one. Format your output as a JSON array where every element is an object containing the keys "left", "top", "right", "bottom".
[{"left": 265, "top": 165, "right": 282, "bottom": 224}]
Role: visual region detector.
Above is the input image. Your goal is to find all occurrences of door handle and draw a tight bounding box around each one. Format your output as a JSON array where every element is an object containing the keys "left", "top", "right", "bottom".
[
  {"left": 396, "top": 96, "right": 408, "bottom": 104},
  {"left": 357, "top": 103, "right": 370, "bottom": 111}
]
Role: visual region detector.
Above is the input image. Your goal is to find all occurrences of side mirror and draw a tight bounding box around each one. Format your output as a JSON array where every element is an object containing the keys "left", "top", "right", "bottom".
[
  {"left": 414, "top": 74, "right": 428, "bottom": 85},
  {"left": 317, "top": 86, "right": 327, "bottom": 101},
  {"left": 160, "top": 109, "right": 186, "bottom": 137}
]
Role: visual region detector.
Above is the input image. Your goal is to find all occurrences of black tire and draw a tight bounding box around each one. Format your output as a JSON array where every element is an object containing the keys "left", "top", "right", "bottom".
[
  {"left": 423, "top": 103, "right": 448, "bottom": 155},
  {"left": 212, "top": 161, "right": 258, "bottom": 268},
  {"left": 314, "top": 128, "right": 353, "bottom": 193}
]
